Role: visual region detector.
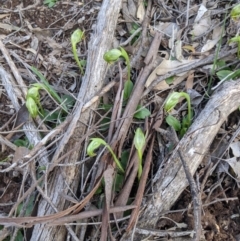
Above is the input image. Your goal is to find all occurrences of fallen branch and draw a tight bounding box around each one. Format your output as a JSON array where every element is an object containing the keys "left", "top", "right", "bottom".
[
  {"left": 30, "top": 0, "right": 123, "bottom": 240},
  {"left": 143, "top": 47, "right": 238, "bottom": 96}
]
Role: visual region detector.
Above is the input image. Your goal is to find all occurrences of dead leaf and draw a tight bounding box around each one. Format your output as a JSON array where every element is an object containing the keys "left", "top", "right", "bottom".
[
  {"left": 201, "top": 39, "right": 220, "bottom": 53},
  {"left": 12, "top": 146, "right": 29, "bottom": 163},
  {"left": 212, "top": 25, "right": 223, "bottom": 39},
  {"left": 154, "top": 22, "right": 179, "bottom": 37},
  {"left": 191, "top": 5, "right": 211, "bottom": 37},
  {"left": 31, "top": 27, "right": 52, "bottom": 39},
  {"left": 14, "top": 105, "right": 29, "bottom": 128},
  {"left": 0, "top": 14, "right": 10, "bottom": 19},
  {"left": 201, "top": 25, "right": 223, "bottom": 52},
  {"left": 194, "top": 4, "right": 208, "bottom": 23},
  {"left": 137, "top": 0, "right": 145, "bottom": 22},
  {"left": 183, "top": 45, "right": 196, "bottom": 53},
  {"left": 145, "top": 59, "right": 197, "bottom": 90},
  {"left": 45, "top": 37, "right": 62, "bottom": 50},
  {"left": 185, "top": 71, "right": 195, "bottom": 90},
  {"left": 101, "top": 166, "right": 114, "bottom": 240},
  {"left": 224, "top": 157, "right": 240, "bottom": 180},
  {"left": 0, "top": 23, "right": 20, "bottom": 32},
  {"left": 127, "top": 0, "right": 137, "bottom": 18},
  {"left": 230, "top": 142, "right": 240, "bottom": 157},
  {"left": 187, "top": 88, "right": 203, "bottom": 106},
  {"left": 175, "top": 40, "right": 183, "bottom": 61}
]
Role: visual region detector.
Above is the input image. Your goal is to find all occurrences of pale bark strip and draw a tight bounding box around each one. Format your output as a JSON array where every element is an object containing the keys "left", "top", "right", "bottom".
[
  {"left": 123, "top": 79, "right": 240, "bottom": 240},
  {"left": 30, "top": 0, "right": 122, "bottom": 240}
]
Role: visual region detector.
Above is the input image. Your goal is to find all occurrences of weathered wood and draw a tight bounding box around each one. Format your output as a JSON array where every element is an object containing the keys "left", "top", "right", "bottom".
[
  {"left": 122, "top": 79, "right": 240, "bottom": 240},
  {"left": 30, "top": 0, "right": 122, "bottom": 240}
]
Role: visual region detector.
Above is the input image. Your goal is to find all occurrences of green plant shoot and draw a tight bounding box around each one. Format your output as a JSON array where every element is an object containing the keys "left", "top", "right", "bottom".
[
  {"left": 230, "top": 4, "right": 240, "bottom": 21},
  {"left": 71, "top": 29, "right": 85, "bottom": 75},
  {"left": 103, "top": 47, "right": 133, "bottom": 100},
  {"left": 31, "top": 67, "right": 68, "bottom": 112},
  {"left": 229, "top": 36, "right": 240, "bottom": 59},
  {"left": 87, "top": 138, "right": 124, "bottom": 173},
  {"left": 164, "top": 92, "right": 192, "bottom": 136},
  {"left": 43, "top": 0, "right": 59, "bottom": 8},
  {"left": 133, "top": 128, "right": 146, "bottom": 179}
]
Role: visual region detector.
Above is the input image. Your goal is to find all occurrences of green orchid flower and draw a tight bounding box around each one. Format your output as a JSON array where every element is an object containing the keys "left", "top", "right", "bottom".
[
  {"left": 87, "top": 138, "right": 124, "bottom": 173},
  {"left": 133, "top": 128, "right": 146, "bottom": 179},
  {"left": 26, "top": 97, "right": 39, "bottom": 118},
  {"left": 71, "top": 29, "right": 85, "bottom": 75},
  {"left": 164, "top": 91, "right": 192, "bottom": 137}
]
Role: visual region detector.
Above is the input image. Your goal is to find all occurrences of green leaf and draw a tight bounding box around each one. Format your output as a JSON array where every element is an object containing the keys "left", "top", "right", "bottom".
[
  {"left": 80, "top": 59, "right": 87, "bottom": 67},
  {"left": 95, "top": 185, "right": 103, "bottom": 195},
  {"left": 134, "top": 105, "right": 151, "bottom": 119},
  {"left": 62, "top": 94, "right": 75, "bottom": 109},
  {"left": 14, "top": 230, "right": 24, "bottom": 241},
  {"left": 123, "top": 80, "right": 133, "bottom": 100},
  {"left": 165, "top": 76, "right": 174, "bottom": 85},
  {"left": 48, "top": 2, "right": 55, "bottom": 7},
  {"left": 180, "top": 127, "right": 188, "bottom": 138},
  {"left": 114, "top": 173, "right": 124, "bottom": 192},
  {"left": 216, "top": 70, "right": 234, "bottom": 81},
  {"left": 216, "top": 60, "right": 227, "bottom": 69},
  {"left": 129, "top": 23, "right": 141, "bottom": 44},
  {"left": 121, "top": 150, "right": 130, "bottom": 170},
  {"left": 99, "top": 117, "right": 111, "bottom": 131},
  {"left": 130, "top": 23, "right": 140, "bottom": 32},
  {"left": 230, "top": 69, "right": 240, "bottom": 79},
  {"left": 14, "top": 138, "right": 30, "bottom": 148},
  {"left": 42, "top": 109, "right": 62, "bottom": 122},
  {"left": 17, "top": 195, "right": 35, "bottom": 217},
  {"left": 182, "top": 114, "right": 191, "bottom": 129},
  {"left": 166, "top": 115, "right": 181, "bottom": 131},
  {"left": 100, "top": 103, "right": 113, "bottom": 111}
]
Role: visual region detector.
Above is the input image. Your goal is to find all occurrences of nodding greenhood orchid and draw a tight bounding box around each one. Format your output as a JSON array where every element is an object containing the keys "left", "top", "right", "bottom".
[
  {"left": 103, "top": 47, "right": 133, "bottom": 100},
  {"left": 87, "top": 138, "right": 124, "bottom": 173},
  {"left": 71, "top": 29, "right": 85, "bottom": 75},
  {"left": 164, "top": 91, "right": 192, "bottom": 137}
]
